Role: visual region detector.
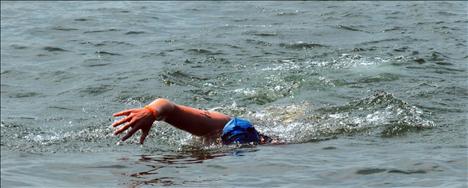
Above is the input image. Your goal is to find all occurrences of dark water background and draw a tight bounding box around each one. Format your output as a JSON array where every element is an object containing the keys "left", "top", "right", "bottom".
[{"left": 1, "top": 1, "right": 467, "bottom": 187}]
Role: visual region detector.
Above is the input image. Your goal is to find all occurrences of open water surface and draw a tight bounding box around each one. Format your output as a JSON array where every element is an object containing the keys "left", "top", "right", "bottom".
[{"left": 1, "top": 2, "right": 467, "bottom": 187}]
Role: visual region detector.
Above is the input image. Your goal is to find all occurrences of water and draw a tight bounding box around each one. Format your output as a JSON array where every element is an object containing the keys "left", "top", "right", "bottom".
[{"left": 1, "top": 1, "right": 467, "bottom": 187}]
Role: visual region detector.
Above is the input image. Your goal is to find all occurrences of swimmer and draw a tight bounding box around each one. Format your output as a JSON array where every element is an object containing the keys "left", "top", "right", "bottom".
[{"left": 112, "top": 98, "right": 273, "bottom": 145}]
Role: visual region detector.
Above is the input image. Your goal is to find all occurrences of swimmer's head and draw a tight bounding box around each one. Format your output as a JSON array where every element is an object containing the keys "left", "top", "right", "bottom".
[{"left": 221, "top": 118, "right": 260, "bottom": 145}]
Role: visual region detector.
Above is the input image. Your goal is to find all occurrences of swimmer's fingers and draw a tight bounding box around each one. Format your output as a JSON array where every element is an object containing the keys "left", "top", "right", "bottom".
[
  {"left": 113, "top": 109, "right": 137, "bottom": 117},
  {"left": 122, "top": 122, "right": 143, "bottom": 142},
  {"left": 112, "top": 115, "right": 133, "bottom": 127},
  {"left": 114, "top": 119, "right": 137, "bottom": 135},
  {"left": 139, "top": 127, "right": 150, "bottom": 144}
]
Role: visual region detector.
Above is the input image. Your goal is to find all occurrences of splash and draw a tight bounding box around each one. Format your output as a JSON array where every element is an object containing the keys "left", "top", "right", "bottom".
[{"left": 245, "top": 91, "right": 435, "bottom": 143}]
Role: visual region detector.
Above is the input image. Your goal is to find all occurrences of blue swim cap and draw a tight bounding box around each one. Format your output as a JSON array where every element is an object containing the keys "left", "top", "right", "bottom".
[{"left": 221, "top": 118, "right": 260, "bottom": 145}]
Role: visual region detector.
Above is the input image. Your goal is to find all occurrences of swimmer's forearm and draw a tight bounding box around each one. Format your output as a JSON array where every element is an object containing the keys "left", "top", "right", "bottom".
[{"left": 147, "top": 98, "right": 231, "bottom": 137}]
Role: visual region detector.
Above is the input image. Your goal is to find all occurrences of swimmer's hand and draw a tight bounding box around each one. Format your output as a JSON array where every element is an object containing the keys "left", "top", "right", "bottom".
[{"left": 112, "top": 108, "right": 155, "bottom": 144}]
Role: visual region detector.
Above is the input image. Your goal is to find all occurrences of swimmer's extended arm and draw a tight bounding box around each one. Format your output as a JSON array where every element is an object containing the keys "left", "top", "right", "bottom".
[{"left": 112, "top": 98, "right": 231, "bottom": 144}]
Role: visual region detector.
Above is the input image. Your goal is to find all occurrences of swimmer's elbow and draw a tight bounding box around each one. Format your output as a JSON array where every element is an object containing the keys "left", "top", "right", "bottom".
[
  {"left": 149, "top": 98, "right": 175, "bottom": 116},
  {"left": 154, "top": 98, "right": 171, "bottom": 105}
]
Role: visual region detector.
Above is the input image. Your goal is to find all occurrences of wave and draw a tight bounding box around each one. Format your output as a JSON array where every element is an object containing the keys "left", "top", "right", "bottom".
[
  {"left": 43, "top": 46, "right": 68, "bottom": 52},
  {"left": 92, "top": 41, "right": 135, "bottom": 47},
  {"left": 125, "top": 31, "right": 146, "bottom": 35},
  {"left": 185, "top": 48, "right": 224, "bottom": 56},
  {"left": 95, "top": 51, "right": 121, "bottom": 56},
  {"left": 52, "top": 26, "right": 79, "bottom": 31},
  {"left": 83, "top": 28, "right": 120, "bottom": 33},
  {"left": 336, "top": 25, "right": 371, "bottom": 33},
  {"left": 279, "top": 41, "right": 328, "bottom": 49}
]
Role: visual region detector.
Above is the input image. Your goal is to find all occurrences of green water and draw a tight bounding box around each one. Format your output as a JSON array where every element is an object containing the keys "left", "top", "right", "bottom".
[{"left": 1, "top": 1, "right": 467, "bottom": 187}]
